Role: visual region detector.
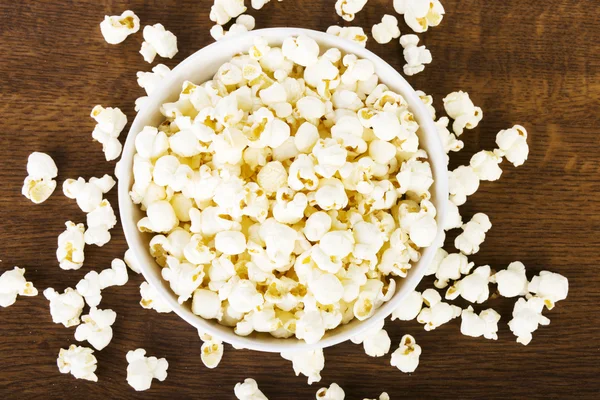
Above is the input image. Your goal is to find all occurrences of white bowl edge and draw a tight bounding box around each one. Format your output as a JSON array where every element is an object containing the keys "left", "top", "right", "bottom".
[{"left": 118, "top": 27, "right": 448, "bottom": 353}]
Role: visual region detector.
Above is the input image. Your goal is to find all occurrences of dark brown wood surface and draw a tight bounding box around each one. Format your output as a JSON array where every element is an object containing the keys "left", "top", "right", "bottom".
[{"left": 1, "top": 0, "right": 599, "bottom": 399}]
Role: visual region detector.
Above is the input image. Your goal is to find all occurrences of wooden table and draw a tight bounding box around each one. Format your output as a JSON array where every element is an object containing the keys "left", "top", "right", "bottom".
[{"left": 1, "top": 0, "right": 598, "bottom": 398}]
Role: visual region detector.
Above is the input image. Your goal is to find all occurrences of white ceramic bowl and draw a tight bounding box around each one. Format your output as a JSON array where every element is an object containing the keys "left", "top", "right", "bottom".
[{"left": 118, "top": 28, "right": 448, "bottom": 353}]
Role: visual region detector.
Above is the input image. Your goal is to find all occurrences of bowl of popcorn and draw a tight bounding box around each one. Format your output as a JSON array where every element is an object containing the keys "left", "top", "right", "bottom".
[{"left": 118, "top": 27, "right": 448, "bottom": 353}]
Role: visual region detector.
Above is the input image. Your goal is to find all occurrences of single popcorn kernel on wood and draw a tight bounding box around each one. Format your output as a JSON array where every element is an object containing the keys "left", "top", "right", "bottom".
[
  {"left": 390, "top": 334, "right": 421, "bottom": 373},
  {"left": 126, "top": 349, "right": 168, "bottom": 391},
  {"left": 130, "top": 35, "right": 439, "bottom": 344},
  {"left": 57, "top": 345, "right": 98, "bottom": 382},
  {"left": 22, "top": 152, "right": 58, "bottom": 204},
  {"left": 99, "top": 10, "right": 140, "bottom": 44},
  {"left": 0, "top": 267, "right": 38, "bottom": 307},
  {"left": 234, "top": 378, "right": 269, "bottom": 400}
]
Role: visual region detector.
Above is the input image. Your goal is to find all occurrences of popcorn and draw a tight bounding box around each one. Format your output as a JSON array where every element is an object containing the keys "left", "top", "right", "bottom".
[
  {"left": 74, "top": 307, "right": 117, "bottom": 350},
  {"left": 434, "top": 253, "right": 473, "bottom": 288},
  {"left": 57, "top": 345, "right": 98, "bottom": 382},
  {"left": 350, "top": 319, "right": 391, "bottom": 357},
  {"left": 76, "top": 259, "right": 129, "bottom": 307},
  {"left": 372, "top": 15, "right": 401, "bottom": 44},
  {"left": 435, "top": 117, "right": 464, "bottom": 154},
  {"left": 508, "top": 297, "right": 550, "bottom": 345},
  {"left": 454, "top": 213, "right": 492, "bottom": 255},
  {"left": 364, "top": 394, "right": 390, "bottom": 400},
  {"left": 417, "top": 288, "right": 461, "bottom": 331},
  {"left": 162, "top": 257, "right": 204, "bottom": 304},
  {"left": 470, "top": 150, "right": 503, "bottom": 181},
  {"left": 201, "top": 338, "right": 224, "bottom": 369},
  {"left": 489, "top": 261, "right": 528, "bottom": 298},
  {"left": 281, "top": 349, "right": 325, "bottom": 385},
  {"left": 140, "top": 24, "right": 178, "bottom": 63},
  {"left": 400, "top": 35, "right": 432, "bottom": 76},
  {"left": 63, "top": 174, "right": 115, "bottom": 213},
  {"left": 137, "top": 64, "right": 171, "bottom": 96},
  {"left": 316, "top": 383, "right": 345, "bottom": 400},
  {"left": 326, "top": 26, "right": 368, "bottom": 48},
  {"left": 257, "top": 161, "right": 288, "bottom": 194},
  {"left": 391, "top": 290, "right": 423, "bottom": 321},
  {"left": 335, "top": 0, "right": 368, "bottom": 21},
  {"left": 460, "top": 306, "right": 500, "bottom": 340},
  {"left": 215, "top": 230, "right": 247, "bottom": 255},
  {"left": 44, "top": 287, "right": 85, "bottom": 327},
  {"left": 211, "top": 14, "right": 256, "bottom": 41},
  {"left": 425, "top": 247, "right": 447, "bottom": 276},
  {"left": 84, "top": 199, "right": 117, "bottom": 246},
  {"left": 448, "top": 166, "right": 480, "bottom": 206},
  {"left": 0, "top": 267, "right": 38, "bottom": 307},
  {"left": 446, "top": 265, "right": 491, "bottom": 303},
  {"left": 22, "top": 152, "right": 58, "bottom": 204},
  {"left": 126, "top": 349, "right": 169, "bottom": 391},
  {"left": 234, "top": 378, "right": 268, "bottom": 400},
  {"left": 527, "top": 271, "right": 569, "bottom": 310},
  {"left": 99, "top": 10, "right": 140, "bottom": 44},
  {"left": 90, "top": 105, "right": 127, "bottom": 161},
  {"left": 137, "top": 200, "right": 179, "bottom": 233},
  {"left": 210, "top": 0, "right": 247, "bottom": 25},
  {"left": 393, "top": 0, "right": 445, "bottom": 33},
  {"left": 390, "top": 334, "right": 421, "bottom": 373},
  {"left": 56, "top": 222, "right": 87, "bottom": 270},
  {"left": 444, "top": 200, "right": 463, "bottom": 231},
  {"left": 282, "top": 35, "right": 320, "bottom": 67},
  {"left": 495, "top": 125, "right": 529, "bottom": 167},
  {"left": 140, "top": 281, "right": 172, "bottom": 313},
  {"left": 443, "top": 91, "right": 482, "bottom": 136},
  {"left": 192, "top": 289, "right": 222, "bottom": 320}
]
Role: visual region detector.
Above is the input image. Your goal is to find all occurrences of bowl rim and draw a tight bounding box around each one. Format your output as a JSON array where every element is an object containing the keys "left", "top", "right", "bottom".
[{"left": 118, "top": 27, "right": 448, "bottom": 353}]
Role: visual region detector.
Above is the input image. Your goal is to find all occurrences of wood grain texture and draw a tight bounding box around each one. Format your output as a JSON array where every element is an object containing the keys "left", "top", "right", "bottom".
[{"left": 1, "top": 0, "right": 599, "bottom": 399}]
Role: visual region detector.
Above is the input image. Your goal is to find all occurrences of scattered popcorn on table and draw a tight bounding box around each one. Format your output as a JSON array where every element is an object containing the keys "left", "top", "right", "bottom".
[
  {"left": 211, "top": 14, "right": 256, "bottom": 41},
  {"left": 90, "top": 106, "right": 127, "bottom": 161},
  {"left": 281, "top": 349, "right": 325, "bottom": 385},
  {"left": 489, "top": 261, "right": 528, "bottom": 298},
  {"left": 126, "top": 348, "right": 169, "bottom": 391},
  {"left": 363, "top": 394, "right": 390, "bottom": 400},
  {"left": 99, "top": 10, "right": 140, "bottom": 44},
  {"left": 74, "top": 307, "right": 117, "bottom": 350},
  {"left": 76, "top": 258, "right": 129, "bottom": 307},
  {"left": 200, "top": 333, "right": 224, "bottom": 369},
  {"left": 326, "top": 26, "right": 368, "bottom": 47},
  {"left": 316, "top": 383, "right": 345, "bottom": 400},
  {"left": 443, "top": 91, "right": 482, "bottom": 136},
  {"left": 63, "top": 174, "right": 116, "bottom": 213},
  {"left": 140, "top": 281, "right": 173, "bottom": 313},
  {"left": 210, "top": 0, "right": 247, "bottom": 25},
  {"left": 390, "top": 334, "right": 421, "bottom": 373},
  {"left": 527, "top": 271, "right": 569, "bottom": 310},
  {"left": 124, "top": 249, "right": 141, "bottom": 274},
  {"left": 57, "top": 345, "right": 98, "bottom": 382},
  {"left": 417, "top": 288, "right": 461, "bottom": 331},
  {"left": 460, "top": 306, "right": 500, "bottom": 340},
  {"left": 350, "top": 318, "right": 391, "bottom": 357},
  {"left": 22, "top": 151, "right": 58, "bottom": 204},
  {"left": 508, "top": 297, "right": 550, "bottom": 345},
  {"left": 136, "top": 64, "right": 171, "bottom": 109},
  {"left": 399, "top": 34, "right": 432, "bottom": 76},
  {"left": 234, "top": 378, "right": 269, "bottom": 400},
  {"left": 391, "top": 290, "right": 423, "bottom": 321},
  {"left": 435, "top": 117, "right": 464, "bottom": 155},
  {"left": 448, "top": 165, "right": 480, "bottom": 206},
  {"left": 470, "top": 150, "right": 503, "bottom": 181},
  {"left": 335, "top": 0, "right": 368, "bottom": 22},
  {"left": 454, "top": 213, "right": 491, "bottom": 255},
  {"left": 434, "top": 252, "right": 473, "bottom": 288},
  {"left": 443, "top": 200, "right": 463, "bottom": 231},
  {"left": 56, "top": 221, "right": 86, "bottom": 270},
  {"left": 44, "top": 287, "right": 85, "bottom": 327},
  {"left": 140, "top": 23, "right": 178, "bottom": 63},
  {"left": 495, "top": 125, "right": 529, "bottom": 167},
  {"left": 84, "top": 199, "right": 117, "bottom": 246},
  {"left": 372, "top": 15, "right": 401, "bottom": 44},
  {"left": 393, "top": 0, "right": 445, "bottom": 33},
  {"left": 446, "top": 265, "right": 491, "bottom": 304},
  {"left": 0, "top": 267, "right": 38, "bottom": 307}
]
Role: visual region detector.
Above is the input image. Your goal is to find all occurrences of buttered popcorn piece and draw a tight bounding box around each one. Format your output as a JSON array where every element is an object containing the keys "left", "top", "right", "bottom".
[
  {"left": 140, "top": 281, "right": 173, "bottom": 313},
  {"left": 454, "top": 213, "right": 492, "bottom": 255},
  {"left": 527, "top": 271, "right": 569, "bottom": 310},
  {"left": 137, "top": 64, "right": 171, "bottom": 97},
  {"left": 435, "top": 252, "right": 473, "bottom": 289},
  {"left": 417, "top": 288, "right": 461, "bottom": 331},
  {"left": 56, "top": 222, "right": 86, "bottom": 270},
  {"left": 85, "top": 199, "right": 117, "bottom": 247},
  {"left": 22, "top": 152, "right": 58, "bottom": 204},
  {"left": 140, "top": 23, "right": 178, "bottom": 63},
  {"left": 210, "top": 14, "right": 256, "bottom": 41},
  {"left": 90, "top": 105, "right": 127, "bottom": 161},
  {"left": 460, "top": 306, "right": 500, "bottom": 340},
  {"left": 394, "top": 0, "right": 445, "bottom": 33},
  {"left": 448, "top": 165, "right": 480, "bottom": 206},
  {"left": 234, "top": 378, "right": 269, "bottom": 400},
  {"left": 489, "top": 261, "right": 528, "bottom": 298},
  {"left": 470, "top": 150, "right": 503, "bottom": 181},
  {"left": 335, "top": 0, "right": 368, "bottom": 22},
  {"left": 281, "top": 349, "right": 325, "bottom": 385},
  {"left": 435, "top": 117, "right": 464, "bottom": 155},
  {"left": 443, "top": 91, "right": 482, "bottom": 136},
  {"left": 495, "top": 125, "right": 529, "bottom": 167},
  {"left": 76, "top": 258, "right": 129, "bottom": 307},
  {"left": 316, "top": 383, "right": 345, "bottom": 400},
  {"left": 44, "top": 287, "right": 85, "bottom": 327},
  {"left": 326, "top": 26, "right": 368, "bottom": 47},
  {"left": 391, "top": 290, "right": 423, "bottom": 321},
  {"left": 100, "top": 10, "right": 140, "bottom": 44},
  {"left": 446, "top": 265, "right": 491, "bottom": 304},
  {"left": 0, "top": 267, "right": 38, "bottom": 307},
  {"left": 63, "top": 174, "right": 115, "bottom": 213},
  {"left": 126, "top": 348, "right": 169, "bottom": 391},
  {"left": 201, "top": 337, "right": 224, "bottom": 369},
  {"left": 74, "top": 307, "right": 117, "bottom": 350},
  {"left": 400, "top": 34, "right": 432, "bottom": 76},
  {"left": 350, "top": 318, "right": 391, "bottom": 357},
  {"left": 390, "top": 334, "right": 421, "bottom": 373},
  {"left": 372, "top": 15, "right": 401, "bottom": 44},
  {"left": 210, "top": 0, "right": 247, "bottom": 25},
  {"left": 57, "top": 345, "right": 98, "bottom": 382},
  {"left": 508, "top": 297, "right": 550, "bottom": 345}
]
